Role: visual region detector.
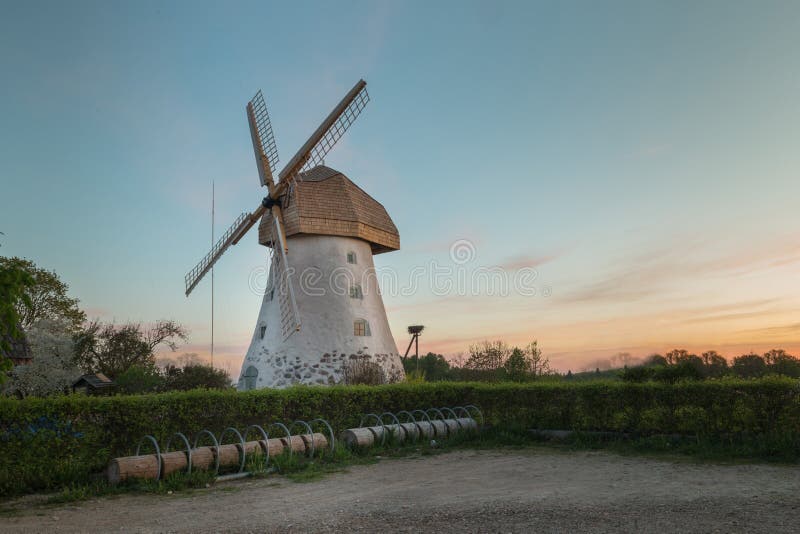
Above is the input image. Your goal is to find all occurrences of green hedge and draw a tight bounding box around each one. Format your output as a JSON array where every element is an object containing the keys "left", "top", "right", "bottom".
[{"left": 2, "top": 378, "right": 799, "bottom": 498}]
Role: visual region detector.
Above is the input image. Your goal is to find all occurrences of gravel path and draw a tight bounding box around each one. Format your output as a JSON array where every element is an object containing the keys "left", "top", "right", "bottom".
[{"left": 3, "top": 449, "right": 799, "bottom": 533}]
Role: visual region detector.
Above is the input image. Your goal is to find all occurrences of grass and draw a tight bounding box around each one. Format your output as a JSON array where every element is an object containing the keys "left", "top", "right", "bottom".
[{"left": 463, "top": 425, "right": 800, "bottom": 465}]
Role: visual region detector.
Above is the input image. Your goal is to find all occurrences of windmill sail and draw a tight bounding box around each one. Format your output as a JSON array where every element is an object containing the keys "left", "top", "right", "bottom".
[
  {"left": 247, "top": 90, "right": 280, "bottom": 187},
  {"left": 278, "top": 79, "right": 370, "bottom": 186},
  {"left": 265, "top": 216, "right": 301, "bottom": 339},
  {"left": 299, "top": 82, "right": 369, "bottom": 174},
  {"left": 185, "top": 212, "right": 250, "bottom": 296}
]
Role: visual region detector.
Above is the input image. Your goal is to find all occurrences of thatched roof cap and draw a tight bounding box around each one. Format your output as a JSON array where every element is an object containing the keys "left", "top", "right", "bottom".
[{"left": 258, "top": 166, "right": 399, "bottom": 254}]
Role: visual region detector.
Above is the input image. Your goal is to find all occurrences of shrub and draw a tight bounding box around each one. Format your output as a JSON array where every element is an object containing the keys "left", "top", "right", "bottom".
[
  {"left": 342, "top": 358, "right": 385, "bottom": 385},
  {"left": 161, "top": 364, "right": 231, "bottom": 391},
  {"left": 0, "top": 378, "right": 798, "bottom": 498},
  {"left": 115, "top": 365, "right": 164, "bottom": 394}
]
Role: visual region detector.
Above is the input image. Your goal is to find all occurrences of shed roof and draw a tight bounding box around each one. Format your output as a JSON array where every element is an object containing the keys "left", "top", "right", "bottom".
[
  {"left": 1, "top": 330, "right": 32, "bottom": 363},
  {"left": 258, "top": 166, "right": 399, "bottom": 254},
  {"left": 72, "top": 373, "right": 114, "bottom": 389}
]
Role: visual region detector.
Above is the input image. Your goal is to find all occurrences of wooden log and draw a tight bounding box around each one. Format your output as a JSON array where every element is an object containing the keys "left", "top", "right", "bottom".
[
  {"left": 280, "top": 434, "right": 309, "bottom": 454},
  {"left": 266, "top": 437, "right": 286, "bottom": 457},
  {"left": 366, "top": 425, "right": 388, "bottom": 443},
  {"left": 160, "top": 450, "right": 189, "bottom": 478},
  {"left": 341, "top": 427, "right": 375, "bottom": 448},
  {"left": 430, "top": 419, "right": 448, "bottom": 437},
  {"left": 415, "top": 421, "right": 435, "bottom": 439},
  {"left": 300, "top": 432, "right": 328, "bottom": 454},
  {"left": 107, "top": 455, "right": 158, "bottom": 484},
  {"left": 397, "top": 422, "right": 420, "bottom": 441},
  {"left": 216, "top": 443, "right": 242, "bottom": 467},
  {"left": 443, "top": 419, "right": 460, "bottom": 434},
  {"left": 191, "top": 446, "right": 216, "bottom": 471},
  {"left": 242, "top": 440, "right": 267, "bottom": 456},
  {"left": 382, "top": 424, "right": 406, "bottom": 443},
  {"left": 455, "top": 417, "right": 478, "bottom": 432}
]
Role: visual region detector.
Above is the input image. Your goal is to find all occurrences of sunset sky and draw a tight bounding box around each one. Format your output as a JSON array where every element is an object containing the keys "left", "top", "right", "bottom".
[{"left": 2, "top": 1, "right": 799, "bottom": 374}]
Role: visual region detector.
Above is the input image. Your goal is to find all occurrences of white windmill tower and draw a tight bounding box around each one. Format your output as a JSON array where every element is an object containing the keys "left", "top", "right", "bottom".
[{"left": 184, "top": 80, "right": 405, "bottom": 389}]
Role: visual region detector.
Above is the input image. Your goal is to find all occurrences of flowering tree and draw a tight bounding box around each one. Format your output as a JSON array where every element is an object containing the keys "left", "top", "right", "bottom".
[{"left": 6, "top": 318, "right": 80, "bottom": 397}]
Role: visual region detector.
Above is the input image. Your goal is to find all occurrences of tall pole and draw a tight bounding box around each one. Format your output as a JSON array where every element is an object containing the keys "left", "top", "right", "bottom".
[
  {"left": 211, "top": 181, "right": 215, "bottom": 368},
  {"left": 415, "top": 334, "right": 419, "bottom": 372}
]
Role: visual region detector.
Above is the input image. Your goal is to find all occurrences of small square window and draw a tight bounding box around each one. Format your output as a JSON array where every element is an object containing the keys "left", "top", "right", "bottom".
[
  {"left": 354, "top": 319, "right": 370, "bottom": 336},
  {"left": 347, "top": 252, "right": 357, "bottom": 264},
  {"left": 349, "top": 284, "right": 363, "bottom": 299}
]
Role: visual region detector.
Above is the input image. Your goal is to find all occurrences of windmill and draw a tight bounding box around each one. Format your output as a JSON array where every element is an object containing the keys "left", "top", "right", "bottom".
[{"left": 184, "top": 79, "right": 404, "bottom": 389}]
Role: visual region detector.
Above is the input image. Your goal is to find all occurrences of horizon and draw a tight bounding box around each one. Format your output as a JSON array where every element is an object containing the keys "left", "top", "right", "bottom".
[{"left": 2, "top": 1, "right": 800, "bottom": 376}]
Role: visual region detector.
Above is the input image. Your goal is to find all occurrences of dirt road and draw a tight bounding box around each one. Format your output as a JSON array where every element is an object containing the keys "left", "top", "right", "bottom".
[{"left": 3, "top": 449, "right": 799, "bottom": 533}]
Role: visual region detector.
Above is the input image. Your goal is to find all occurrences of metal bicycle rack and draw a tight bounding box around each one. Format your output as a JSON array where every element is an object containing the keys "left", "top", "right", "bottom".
[
  {"left": 342, "top": 405, "right": 483, "bottom": 449},
  {"left": 109, "top": 405, "right": 482, "bottom": 484},
  {"left": 109, "top": 418, "right": 335, "bottom": 484}
]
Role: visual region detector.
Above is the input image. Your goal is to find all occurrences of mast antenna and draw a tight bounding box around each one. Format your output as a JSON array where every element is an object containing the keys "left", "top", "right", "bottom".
[{"left": 211, "top": 180, "right": 215, "bottom": 368}]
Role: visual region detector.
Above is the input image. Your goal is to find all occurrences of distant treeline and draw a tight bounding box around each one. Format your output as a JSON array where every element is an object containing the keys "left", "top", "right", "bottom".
[
  {"left": 403, "top": 345, "right": 800, "bottom": 383},
  {"left": 618, "top": 348, "right": 800, "bottom": 382}
]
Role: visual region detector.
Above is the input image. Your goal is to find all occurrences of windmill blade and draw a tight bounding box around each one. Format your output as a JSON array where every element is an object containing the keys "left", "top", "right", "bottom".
[
  {"left": 247, "top": 90, "right": 280, "bottom": 188},
  {"left": 264, "top": 215, "right": 301, "bottom": 339},
  {"left": 298, "top": 81, "right": 369, "bottom": 174},
  {"left": 185, "top": 212, "right": 251, "bottom": 296},
  {"left": 276, "top": 79, "right": 370, "bottom": 188}
]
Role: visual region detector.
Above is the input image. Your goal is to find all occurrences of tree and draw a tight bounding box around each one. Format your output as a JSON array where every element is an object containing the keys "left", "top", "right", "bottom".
[
  {"left": 0, "top": 257, "right": 85, "bottom": 332},
  {"left": 0, "top": 260, "right": 33, "bottom": 382},
  {"left": 73, "top": 320, "right": 187, "bottom": 379},
  {"left": 764, "top": 349, "right": 800, "bottom": 378},
  {"left": 402, "top": 352, "right": 452, "bottom": 381},
  {"left": 162, "top": 363, "right": 232, "bottom": 391},
  {"left": 504, "top": 348, "right": 530, "bottom": 382},
  {"left": 665, "top": 349, "right": 694, "bottom": 365},
  {"left": 645, "top": 354, "right": 668, "bottom": 367},
  {"left": 526, "top": 340, "right": 550, "bottom": 378},
  {"left": 115, "top": 365, "right": 164, "bottom": 394},
  {"left": 700, "top": 351, "right": 728, "bottom": 378},
  {"left": 465, "top": 340, "right": 510, "bottom": 371},
  {"left": 731, "top": 353, "right": 767, "bottom": 378},
  {"left": 615, "top": 352, "right": 634, "bottom": 367},
  {"left": 621, "top": 365, "right": 656, "bottom": 383},
  {"left": 763, "top": 349, "right": 790, "bottom": 366},
  {"left": 675, "top": 353, "right": 705, "bottom": 376},
  {"left": 5, "top": 318, "right": 80, "bottom": 397}
]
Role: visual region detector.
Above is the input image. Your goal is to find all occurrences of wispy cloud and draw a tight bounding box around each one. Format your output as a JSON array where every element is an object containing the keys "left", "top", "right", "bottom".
[
  {"left": 498, "top": 253, "right": 557, "bottom": 270},
  {"left": 742, "top": 322, "right": 800, "bottom": 337},
  {"left": 560, "top": 236, "right": 800, "bottom": 305}
]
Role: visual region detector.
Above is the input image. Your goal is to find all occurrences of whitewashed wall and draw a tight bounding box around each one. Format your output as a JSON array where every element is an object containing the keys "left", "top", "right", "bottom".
[{"left": 237, "top": 234, "right": 404, "bottom": 389}]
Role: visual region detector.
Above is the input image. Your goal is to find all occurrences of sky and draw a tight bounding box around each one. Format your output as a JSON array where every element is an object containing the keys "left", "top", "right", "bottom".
[{"left": 2, "top": 0, "right": 800, "bottom": 375}]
